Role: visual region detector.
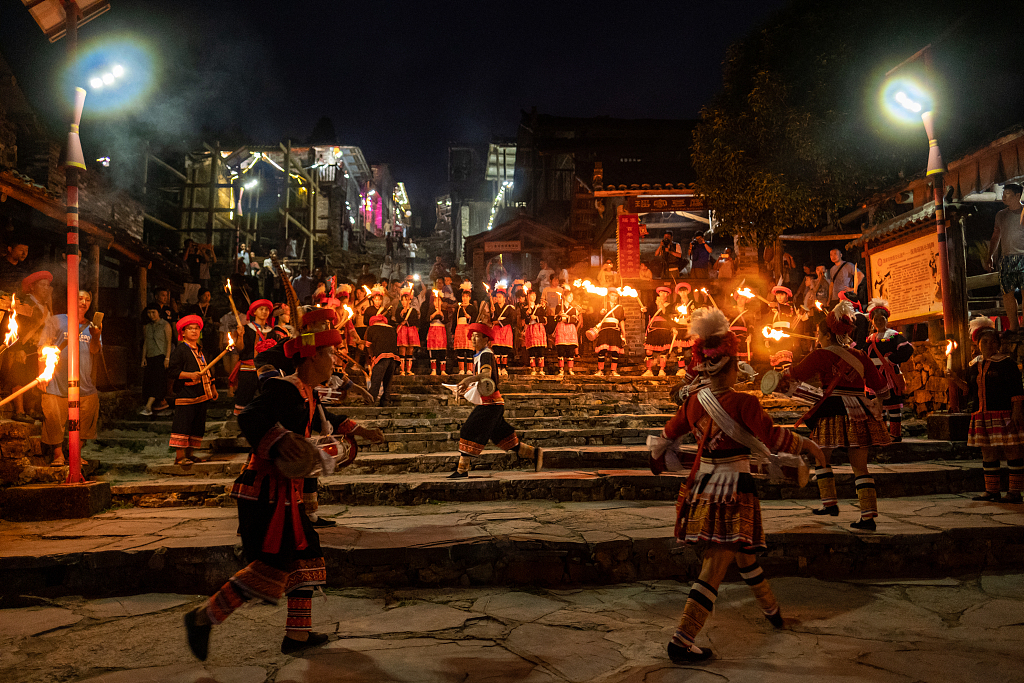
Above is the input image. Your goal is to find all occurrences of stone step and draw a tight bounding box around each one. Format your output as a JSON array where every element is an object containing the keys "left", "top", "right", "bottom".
[
  {"left": 108, "top": 460, "right": 989, "bottom": 508},
  {"left": 5, "top": 494, "right": 1023, "bottom": 598}
]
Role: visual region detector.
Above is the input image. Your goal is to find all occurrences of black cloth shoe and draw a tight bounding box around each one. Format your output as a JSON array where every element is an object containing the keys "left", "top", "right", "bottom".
[
  {"left": 447, "top": 470, "right": 468, "bottom": 479},
  {"left": 281, "top": 632, "right": 330, "bottom": 655},
  {"left": 1004, "top": 492, "right": 1023, "bottom": 504},
  {"left": 766, "top": 611, "right": 785, "bottom": 628},
  {"left": 850, "top": 518, "right": 876, "bottom": 531},
  {"left": 812, "top": 505, "right": 839, "bottom": 516},
  {"left": 667, "top": 642, "right": 713, "bottom": 664},
  {"left": 972, "top": 492, "right": 1003, "bottom": 502},
  {"left": 310, "top": 517, "right": 337, "bottom": 527},
  {"left": 184, "top": 607, "right": 212, "bottom": 661}
]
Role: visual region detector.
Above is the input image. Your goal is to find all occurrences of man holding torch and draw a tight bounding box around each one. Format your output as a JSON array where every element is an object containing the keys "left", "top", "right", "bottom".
[{"left": 38, "top": 290, "right": 101, "bottom": 467}]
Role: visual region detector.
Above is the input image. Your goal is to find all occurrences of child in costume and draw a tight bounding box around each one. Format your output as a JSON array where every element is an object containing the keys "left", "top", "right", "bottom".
[
  {"left": 426, "top": 285, "right": 448, "bottom": 375},
  {"left": 553, "top": 289, "right": 580, "bottom": 377},
  {"left": 522, "top": 288, "right": 548, "bottom": 376},
  {"left": 451, "top": 282, "right": 478, "bottom": 375},
  {"left": 642, "top": 286, "right": 674, "bottom": 376},
  {"left": 490, "top": 284, "right": 516, "bottom": 378},
  {"left": 594, "top": 288, "right": 626, "bottom": 377}
]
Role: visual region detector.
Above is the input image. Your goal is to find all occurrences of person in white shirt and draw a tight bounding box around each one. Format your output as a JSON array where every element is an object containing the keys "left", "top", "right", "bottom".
[{"left": 535, "top": 260, "right": 554, "bottom": 292}]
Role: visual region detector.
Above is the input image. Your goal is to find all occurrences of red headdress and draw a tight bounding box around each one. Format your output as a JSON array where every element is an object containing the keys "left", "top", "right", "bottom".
[
  {"left": 689, "top": 308, "right": 739, "bottom": 375},
  {"left": 247, "top": 299, "right": 273, "bottom": 320},
  {"left": 838, "top": 290, "right": 862, "bottom": 312},
  {"left": 283, "top": 329, "right": 342, "bottom": 359},
  {"left": 675, "top": 282, "right": 691, "bottom": 295},
  {"left": 468, "top": 322, "right": 494, "bottom": 340},
  {"left": 826, "top": 300, "right": 856, "bottom": 341},
  {"left": 300, "top": 307, "right": 338, "bottom": 329},
  {"left": 771, "top": 285, "right": 793, "bottom": 298},
  {"left": 176, "top": 314, "right": 203, "bottom": 341},
  {"left": 368, "top": 314, "right": 390, "bottom": 326},
  {"left": 656, "top": 286, "right": 672, "bottom": 297},
  {"left": 21, "top": 271, "right": 53, "bottom": 293}
]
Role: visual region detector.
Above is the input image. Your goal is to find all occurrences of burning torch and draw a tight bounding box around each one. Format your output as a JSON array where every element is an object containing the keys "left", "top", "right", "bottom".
[{"left": 0, "top": 346, "right": 60, "bottom": 408}]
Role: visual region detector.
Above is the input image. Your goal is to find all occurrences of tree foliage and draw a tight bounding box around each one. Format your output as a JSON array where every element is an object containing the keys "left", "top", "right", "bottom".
[{"left": 692, "top": 0, "right": 1024, "bottom": 247}]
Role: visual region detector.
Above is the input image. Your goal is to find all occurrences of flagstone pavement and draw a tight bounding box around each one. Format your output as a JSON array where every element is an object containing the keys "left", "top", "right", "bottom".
[{"left": 2, "top": 573, "right": 1022, "bottom": 683}]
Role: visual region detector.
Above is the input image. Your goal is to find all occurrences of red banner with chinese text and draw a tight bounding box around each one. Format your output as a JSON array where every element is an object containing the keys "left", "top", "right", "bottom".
[{"left": 617, "top": 213, "right": 641, "bottom": 279}]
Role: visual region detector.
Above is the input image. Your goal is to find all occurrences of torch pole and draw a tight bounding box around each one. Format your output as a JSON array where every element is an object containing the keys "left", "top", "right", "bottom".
[{"left": 65, "top": 8, "right": 84, "bottom": 484}]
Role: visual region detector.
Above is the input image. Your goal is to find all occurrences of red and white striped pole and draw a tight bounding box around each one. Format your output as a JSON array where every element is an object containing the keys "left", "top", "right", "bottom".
[{"left": 65, "top": 85, "right": 86, "bottom": 484}]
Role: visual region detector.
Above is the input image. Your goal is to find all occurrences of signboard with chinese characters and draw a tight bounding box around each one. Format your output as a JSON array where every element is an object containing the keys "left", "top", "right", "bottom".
[
  {"left": 626, "top": 195, "right": 708, "bottom": 213},
  {"left": 867, "top": 231, "right": 942, "bottom": 324},
  {"left": 617, "top": 213, "right": 641, "bottom": 278},
  {"left": 483, "top": 240, "right": 521, "bottom": 253}
]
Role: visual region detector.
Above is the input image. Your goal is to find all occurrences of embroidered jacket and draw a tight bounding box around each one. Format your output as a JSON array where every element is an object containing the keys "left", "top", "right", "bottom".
[
  {"left": 167, "top": 341, "right": 217, "bottom": 405},
  {"left": 967, "top": 355, "right": 1024, "bottom": 413}
]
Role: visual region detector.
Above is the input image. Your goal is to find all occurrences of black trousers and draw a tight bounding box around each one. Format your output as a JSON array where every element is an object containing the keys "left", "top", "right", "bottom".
[{"left": 369, "top": 358, "right": 398, "bottom": 406}]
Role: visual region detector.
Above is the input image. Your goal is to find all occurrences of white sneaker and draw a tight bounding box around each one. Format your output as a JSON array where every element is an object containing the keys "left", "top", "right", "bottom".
[
  {"left": 611, "top": 371, "right": 621, "bottom": 377},
  {"left": 641, "top": 369, "right": 654, "bottom": 377},
  {"left": 594, "top": 370, "right": 604, "bottom": 377},
  {"left": 139, "top": 407, "right": 153, "bottom": 416}
]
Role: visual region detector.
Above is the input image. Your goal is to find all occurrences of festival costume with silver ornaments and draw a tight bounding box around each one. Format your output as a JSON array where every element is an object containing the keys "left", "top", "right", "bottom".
[
  {"left": 788, "top": 300, "right": 890, "bottom": 529},
  {"left": 593, "top": 291, "right": 625, "bottom": 377},
  {"left": 965, "top": 318, "right": 1024, "bottom": 503},
  {"left": 864, "top": 298, "right": 914, "bottom": 442},
  {"left": 449, "top": 323, "right": 542, "bottom": 478},
  {"left": 184, "top": 328, "right": 362, "bottom": 661},
  {"left": 648, "top": 308, "right": 810, "bottom": 664},
  {"left": 643, "top": 287, "right": 674, "bottom": 376}
]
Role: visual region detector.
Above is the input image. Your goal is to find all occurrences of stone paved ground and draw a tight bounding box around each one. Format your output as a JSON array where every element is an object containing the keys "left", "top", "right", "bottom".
[{"left": 1, "top": 574, "right": 1022, "bottom": 683}]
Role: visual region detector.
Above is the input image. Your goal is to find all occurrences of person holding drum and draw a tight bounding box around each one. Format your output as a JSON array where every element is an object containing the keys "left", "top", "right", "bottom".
[
  {"left": 864, "top": 298, "right": 914, "bottom": 442},
  {"left": 641, "top": 286, "right": 674, "bottom": 376},
  {"left": 787, "top": 300, "right": 890, "bottom": 531},
  {"left": 592, "top": 288, "right": 626, "bottom": 377},
  {"left": 491, "top": 284, "right": 516, "bottom": 379},
  {"left": 553, "top": 289, "right": 580, "bottom": 377},
  {"left": 656, "top": 308, "right": 822, "bottom": 664},
  {"left": 184, "top": 326, "right": 384, "bottom": 661},
  {"left": 448, "top": 322, "right": 543, "bottom": 478}
]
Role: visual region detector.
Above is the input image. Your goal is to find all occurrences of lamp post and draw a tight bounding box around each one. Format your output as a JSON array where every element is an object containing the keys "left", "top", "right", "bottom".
[
  {"left": 885, "top": 72, "right": 963, "bottom": 412},
  {"left": 21, "top": 0, "right": 111, "bottom": 484}
]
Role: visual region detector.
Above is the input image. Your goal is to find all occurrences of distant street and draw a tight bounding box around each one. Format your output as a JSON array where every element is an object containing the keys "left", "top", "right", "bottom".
[{"left": 2, "top": 574, "right": 1021, "bottom": 682}]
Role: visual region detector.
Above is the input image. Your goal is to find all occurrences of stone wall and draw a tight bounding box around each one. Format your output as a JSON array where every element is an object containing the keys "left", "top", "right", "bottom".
[{"left": 0, "top": 420, "right": 60, "bottom": 487}]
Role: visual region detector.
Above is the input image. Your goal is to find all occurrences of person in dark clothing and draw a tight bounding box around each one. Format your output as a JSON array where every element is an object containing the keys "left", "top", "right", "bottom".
[
  {"left": 183, "top": 328, "right": 383, "bottom": 661},
  {"left": 365, "top": 314, "right": 400, "bottom": 406},
  {"left": 168, "top": 315, "right": 217, "bottom": 466}
]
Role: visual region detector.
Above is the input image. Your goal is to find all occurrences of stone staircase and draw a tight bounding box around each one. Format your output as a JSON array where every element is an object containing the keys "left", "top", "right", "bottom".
[{"left": 80, "top": 370, "right": 989, "bottom": 510}]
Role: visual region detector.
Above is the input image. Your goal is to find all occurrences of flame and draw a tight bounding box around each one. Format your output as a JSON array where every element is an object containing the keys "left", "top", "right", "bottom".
[
  {"left": 497, "top": 279, "right": 508, "bottom": 290},
  {"left": 620, "top": 285, "right": 639, "bottom": 298},
  {"left": 4, "top": 296, "right": 18, "bottom": 346},
  {"left": 523, "top": 281, "right": 531, "bottom": 291},
  {"left": 945, "top": 340, "right": 957, "bottom": 356},
  {"left": 362, "top": 285, "right": 372, "bottom": 297},
  {"left": 483, "top": 282, "right": 490, "bottom": 293},
  {"left": 344, "top": 305, "right": 353, "bottom": 318},
  {"left": 39, "top": 346, "right": 60, "bottom": 382},
  {"left": 225, "top": 281, "right": 232, "bottom": 294},
  {"left": 227, "top": 332, "right": 235, "bottom": 348},
  {"left": 814, "top": 301, "right": 824, "bottom": 311},
  {"left": 432, "top": 289, "right": 441, "bottom": 297},
  {"left": 677, "top": 303, "right": 689, "bottom": 316},
  {"left": 736, "top": 287, "right": 755, "bottom": 299},
  {"left": 762, "top": 326, "right": 790, "bottom": 342}
]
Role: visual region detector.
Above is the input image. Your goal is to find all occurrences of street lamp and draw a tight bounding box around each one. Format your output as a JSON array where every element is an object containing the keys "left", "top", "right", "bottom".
[
  {"left": 21, "top": 0, "right": 111, "bottom": 485},
  {"left": 882, "top": 75, "right": 960, "bottom": 411}
]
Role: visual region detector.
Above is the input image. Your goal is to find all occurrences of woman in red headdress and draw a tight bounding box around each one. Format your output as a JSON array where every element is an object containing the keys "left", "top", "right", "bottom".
[
  {"left": 183, "top": 328, "right": 384, "bottom": 661},
  {"left": 787, "top": 300, "right": 890, "bottom": 530},
  {"left": 641, "top": 286, "right": 674, "bottom": 376},
  {"left": 231, "top": 299, "right": 274, "bottom": 415},
  {"left": 654, "top": 308, "right": 821, "bottom": 664},
  {"left": 168, "top": 315, "right": 218, "bottom": 466}
]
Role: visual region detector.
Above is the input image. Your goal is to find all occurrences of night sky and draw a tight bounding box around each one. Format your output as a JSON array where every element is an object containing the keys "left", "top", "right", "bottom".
[{"left": 0, "top": 0, "right": 789, "bottom": 212}]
